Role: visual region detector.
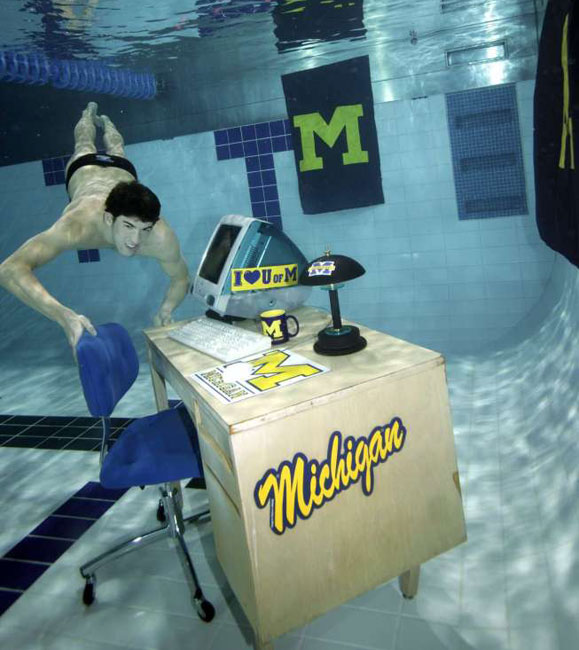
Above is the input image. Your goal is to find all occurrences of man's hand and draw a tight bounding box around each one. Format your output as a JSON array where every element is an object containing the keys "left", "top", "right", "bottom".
[
  {"left": 153, "top": 310, "right": 174, "bottom": 327},
  {"left": 61, "top": 310, "right": 97, "bottom": 349},
  {"left": 153, "top": 227, "right": 190, "bottom": 325}
]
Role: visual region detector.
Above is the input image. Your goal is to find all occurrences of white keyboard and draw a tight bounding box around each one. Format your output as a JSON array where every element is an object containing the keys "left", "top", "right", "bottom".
[{"left": 169, "top": 317, "right": 272, "bottom": 363}]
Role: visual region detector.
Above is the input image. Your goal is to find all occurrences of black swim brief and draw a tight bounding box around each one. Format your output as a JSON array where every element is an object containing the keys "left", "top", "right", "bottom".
[{"left": 65, "top": 153, "right": 138, "bottom": 193}]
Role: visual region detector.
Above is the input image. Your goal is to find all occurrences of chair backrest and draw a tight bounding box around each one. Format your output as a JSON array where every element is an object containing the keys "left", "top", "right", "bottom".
[{"left": 76, "top": 323, "right": 139, "bottom": 417}]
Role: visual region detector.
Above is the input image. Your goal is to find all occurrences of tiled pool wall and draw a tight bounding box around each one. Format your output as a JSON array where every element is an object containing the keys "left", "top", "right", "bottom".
[{"left": 0, "top": 80, "right": 553, "bottom": 360}]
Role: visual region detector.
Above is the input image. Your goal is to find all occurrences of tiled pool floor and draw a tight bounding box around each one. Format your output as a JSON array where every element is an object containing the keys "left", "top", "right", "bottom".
[{"left": 0, "top": 357, "right": 576, "bottom": 649}]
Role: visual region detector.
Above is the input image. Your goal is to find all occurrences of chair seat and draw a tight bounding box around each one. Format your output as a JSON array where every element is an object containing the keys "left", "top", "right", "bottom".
[{"left": 101, "top": 406, "right": 204, "bottom": 489}]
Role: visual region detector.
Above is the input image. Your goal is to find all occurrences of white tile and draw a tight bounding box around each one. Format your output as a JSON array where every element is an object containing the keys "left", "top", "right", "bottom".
[
  {"left": 456, "top": 626, "right": 509, "bottom": 650},
  {"left": 483, "top": 263, "right": 522, "bottom": 283},
  {"left": 43, "top": 636, "right": 134, "bottom": 650},
  {"left": 396, "top": 618, "right": 459, "bottom": 650},
  {"left": 460, "top": 569, "right": 508, "bottom": 629},
  {"left": 401, "top": 580, "right": 461, "bottom": 627},
  {"left": 446, "top": 248, "right": 483, "bottom": 267},
  {"left": 410, "top": 233, "right": 446, "bottom": 252},
  {"left": 510, "top": 621, "right": 560, "bottom": 650},
  {"left": 346, "top": 580, "right": 403, "bottom": 615},
  {"left": 411, "top": 250, "right": 447, "bottom": 269},
  {"left": 208, "top": 622, "right": 257, "bottom": 650},
  {"left": 0, "top": 623, "right": 59, "bottom": 650},
  {"left": 552, "top": 605, "right": 579, "bottom": 650},
  {"left": 61, "top": 603, "right": 219, "bottom": 649},
  {"left": 301, "top": 638, "right": 357, "bottom": 650},
  {"left": 505, "top": 553, "right": 555, "bottom": 627},
  {"left": 0, "top": 590, "right": 79, "bottom": 637},
  {"left": 304, "top": 605, "right": 398, "bottom": 649}
]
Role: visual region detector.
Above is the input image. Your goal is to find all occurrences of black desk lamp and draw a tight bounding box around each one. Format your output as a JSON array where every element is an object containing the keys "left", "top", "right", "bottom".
[{"left": 299, "top": 250, "right": 367, "bottom": 355}]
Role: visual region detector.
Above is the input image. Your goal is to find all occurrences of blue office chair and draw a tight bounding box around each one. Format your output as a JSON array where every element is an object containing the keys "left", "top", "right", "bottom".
[{"left": 75, "top": 323, "right": 215, "bottom": 622}]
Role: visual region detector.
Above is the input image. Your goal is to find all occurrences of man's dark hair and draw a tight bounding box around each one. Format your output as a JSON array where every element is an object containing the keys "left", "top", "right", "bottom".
[{"left": 105, "top": 181, "right": 161, "bottom": 223}]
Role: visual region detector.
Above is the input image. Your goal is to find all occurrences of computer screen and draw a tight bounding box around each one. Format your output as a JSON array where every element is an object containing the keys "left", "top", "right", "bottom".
[
  {"left": 198, "top": 224, "right": 241, "bottom": 284},
  {"left": 191, "top": 215, "right": 311, "bottom": 320}
]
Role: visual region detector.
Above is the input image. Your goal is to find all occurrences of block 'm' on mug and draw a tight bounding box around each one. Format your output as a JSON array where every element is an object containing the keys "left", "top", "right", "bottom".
[{"left": 260, "top": 309, "right": 299, "bottom": 344}]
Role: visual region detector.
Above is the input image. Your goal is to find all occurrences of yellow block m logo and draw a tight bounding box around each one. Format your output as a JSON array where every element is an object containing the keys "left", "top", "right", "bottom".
[
  {"left": 248, "top": 350, "right": 322, "bottom": 392},
  {"left": 262, "top": 321, "right": 283, "bottom": 340},
  {"left": 293, "top": 104, "right": 369, "bottom": 172}
]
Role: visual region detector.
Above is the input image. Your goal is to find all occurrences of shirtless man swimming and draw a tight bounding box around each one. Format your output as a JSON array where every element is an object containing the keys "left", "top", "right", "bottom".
[{"left": 0, "top": 102, "right": 190, "bottom": 351}]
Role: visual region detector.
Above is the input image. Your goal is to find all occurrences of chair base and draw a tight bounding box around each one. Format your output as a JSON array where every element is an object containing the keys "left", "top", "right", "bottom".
[{"left": 79, "top": 482, "right": 214, "bottom": 622}]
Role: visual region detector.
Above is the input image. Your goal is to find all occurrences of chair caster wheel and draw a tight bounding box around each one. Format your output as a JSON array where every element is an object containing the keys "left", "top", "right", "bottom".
[
  {"left": 196, "top": 599, "right": 215, "bottom": 622},
  {"left": 82, "top": 576, "right": 96, "bottom": 605},
  {"left": 156, "top": 500, "right": 166, "bottom": 523}
]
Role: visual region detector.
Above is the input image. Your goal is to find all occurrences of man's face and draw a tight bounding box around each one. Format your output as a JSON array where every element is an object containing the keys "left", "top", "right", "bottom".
[{"left": 112, "top": 215, "right": 154, "bottom": 256}]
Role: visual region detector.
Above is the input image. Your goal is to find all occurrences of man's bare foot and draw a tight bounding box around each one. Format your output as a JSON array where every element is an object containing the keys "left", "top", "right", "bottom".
[
  {"left": 84, "top": 101, "right": 104, "bottom": 128},
  {"left": 100, "top": 115, "right": 117, "bottom": 132},
  {"left": 86, "top": 101, "right": 98, "bottom": 117}
]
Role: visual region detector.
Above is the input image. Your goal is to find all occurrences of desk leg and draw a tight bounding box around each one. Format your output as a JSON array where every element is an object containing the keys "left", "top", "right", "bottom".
[
  {"left": 147, "top": 350, "right": 181, "bottom": 509},
  {"left": 254, "top": 636, "right": 273, "bottom": 650},
  {"left": 399, "top": 565, "right": 420, "bottom": 599},
  {"left": 147, "top": 350, "right": 169, "bottom": 411}
]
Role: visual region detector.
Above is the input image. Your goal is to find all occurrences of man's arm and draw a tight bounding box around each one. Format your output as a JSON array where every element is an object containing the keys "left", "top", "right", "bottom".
[
  {"left": 0, "top": 223, "right": 96, "bottom": 348},
  {"left": 152, "top": 226, "right": 191, "bottom": 327}
]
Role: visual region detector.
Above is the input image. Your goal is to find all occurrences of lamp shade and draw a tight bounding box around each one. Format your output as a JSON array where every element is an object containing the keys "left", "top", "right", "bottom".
[
  {"left": 299, "top": 254, "right": 365, "bottom": 286},
  {"left": 299, "top": 251, "right": 367, "bottom": 355}
]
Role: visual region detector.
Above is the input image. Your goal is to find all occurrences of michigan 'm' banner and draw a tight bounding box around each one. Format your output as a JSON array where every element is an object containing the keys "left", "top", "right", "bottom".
[{"left": 282, "top": 55, "right": 384, "bottom": 214}]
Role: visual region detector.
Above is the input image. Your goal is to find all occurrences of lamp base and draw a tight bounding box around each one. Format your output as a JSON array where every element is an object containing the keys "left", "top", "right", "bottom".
[{"left": 314, "top": 325, "right": 367, "bottom": 356}]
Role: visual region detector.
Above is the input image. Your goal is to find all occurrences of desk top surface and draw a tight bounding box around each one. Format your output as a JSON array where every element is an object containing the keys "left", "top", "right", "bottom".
[{"left": 144, "top": 307, "right": 443, "bottom": 431}]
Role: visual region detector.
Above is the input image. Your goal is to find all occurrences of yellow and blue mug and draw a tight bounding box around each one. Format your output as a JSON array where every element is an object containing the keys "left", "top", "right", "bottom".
[{"left": 260, "top": 309, "right": 299, "bottom": 345}]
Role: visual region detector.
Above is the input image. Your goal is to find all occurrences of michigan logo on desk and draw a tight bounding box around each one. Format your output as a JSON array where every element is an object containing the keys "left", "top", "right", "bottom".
[{"left": 191, "top": 349, "right": 329, "bottom": 404}]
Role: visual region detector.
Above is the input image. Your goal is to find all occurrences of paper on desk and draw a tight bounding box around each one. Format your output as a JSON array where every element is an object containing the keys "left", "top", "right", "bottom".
[{"left": 190, "top": 348, "right": 330, "bottom": 404}]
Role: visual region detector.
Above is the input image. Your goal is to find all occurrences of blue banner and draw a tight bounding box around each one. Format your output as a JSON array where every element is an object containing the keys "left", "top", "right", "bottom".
[{"left": 282, "top": 55, "right": 384, "bottom": 214}]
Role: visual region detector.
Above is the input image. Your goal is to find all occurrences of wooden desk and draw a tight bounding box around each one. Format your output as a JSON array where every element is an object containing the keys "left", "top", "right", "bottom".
[{"left": 144, "top": 307, "right": 466, "bottom": 649}]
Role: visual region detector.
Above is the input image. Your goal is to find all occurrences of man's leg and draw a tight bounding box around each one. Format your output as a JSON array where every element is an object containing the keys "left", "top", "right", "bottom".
[
  {"left": 72, "top": 102, "right": 99, "bottom": 157},
  {"left": 101, "top": 115, "right": 126, "bottom": 157},
  {"left": 66, "top": 102, "right": 99, "bottom": 175}
]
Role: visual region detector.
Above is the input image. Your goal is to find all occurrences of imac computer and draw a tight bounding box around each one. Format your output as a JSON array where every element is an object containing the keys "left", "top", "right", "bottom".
[{"left": 191, "top": 215, "right": 311, "bottom": 320}]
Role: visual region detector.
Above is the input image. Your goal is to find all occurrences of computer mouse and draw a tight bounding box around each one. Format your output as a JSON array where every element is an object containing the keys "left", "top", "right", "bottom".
[{"left": 222, "top": 361, "right": 253, "bottom": 383}]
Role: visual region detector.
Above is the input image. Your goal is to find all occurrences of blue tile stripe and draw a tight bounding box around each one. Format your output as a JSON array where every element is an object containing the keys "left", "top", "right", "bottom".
[
  {"left": 446, "top": 84, "right": 528, "bottom": 220},
  {"left": 0, "top": 413, "right": 128, "bottom": 451},
  {"left": 0, "top": 404, "right": 178, "bottom": 451},
  {"left": 0, "top": 481, "right": 127, "bottom": 616},
  {"left": 77, "top": 249, "right": 100, "bottom": 263},
  {"left": 214, "top": 118, "right": 293, "bottom": 230},
  {"left": 42, "top": 156, "right": 67, "bottom": 187},
  {"left": 0, "top": 589, "right": 21, "bottom": 613},
  {"left": 0, "top": 399, "right": 190, "bottom": 616}
]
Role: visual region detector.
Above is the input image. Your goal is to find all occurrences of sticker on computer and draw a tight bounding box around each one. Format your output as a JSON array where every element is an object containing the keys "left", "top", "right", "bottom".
[
  {"left": 231, "top": 264, "right": 298, "bottom": 292},
  {"left": 307, "top": 260, "right": 335, "bottom": 277},
  {"left": 191, "top": 349, "right": 329, "bottom": 404}
]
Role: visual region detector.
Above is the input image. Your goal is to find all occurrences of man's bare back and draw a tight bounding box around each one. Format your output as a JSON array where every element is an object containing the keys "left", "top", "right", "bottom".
[
  {"left": 0, "top": 102, "right": 190, "bottom": 354},
  {"left": 61, "top": 177, "right": 177, "bottom": 258}
]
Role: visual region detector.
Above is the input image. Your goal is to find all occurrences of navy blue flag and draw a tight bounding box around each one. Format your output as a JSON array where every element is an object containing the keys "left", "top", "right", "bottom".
[{"left": 282, "top": 55, "right": 384, "bottom": 214}]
